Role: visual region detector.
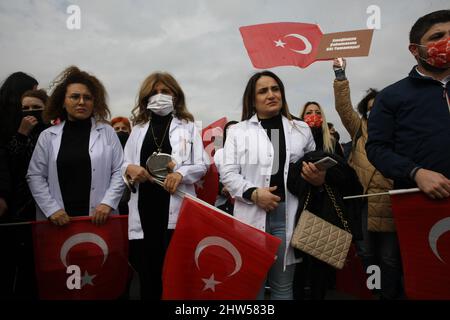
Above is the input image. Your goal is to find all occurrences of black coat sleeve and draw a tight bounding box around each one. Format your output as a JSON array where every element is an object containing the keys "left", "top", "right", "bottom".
[
  {"left": 0, "top": 146, "right": 11, "bottom": 200},
  {"left": 366, "top": 93, "right": 417, "bottom": 180},
  {"left": 287, "top": 159, "right": 301, "bottom": 196},
  {"left": 287, "top": 158, "right": 310, "bottom": 198},
  {"left": 334, "top": 139, "right": 344, "bottom": 158}
]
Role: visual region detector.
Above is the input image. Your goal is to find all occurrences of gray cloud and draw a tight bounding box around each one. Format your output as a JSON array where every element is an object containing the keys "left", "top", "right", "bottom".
[{"left": 1, "top": 0, "right": 447, "bottom": 142}]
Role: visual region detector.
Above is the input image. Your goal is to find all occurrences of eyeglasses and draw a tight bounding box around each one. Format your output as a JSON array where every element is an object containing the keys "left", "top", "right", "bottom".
[{"left": 66, "top": 93, "right": 93, "bottom": 103}]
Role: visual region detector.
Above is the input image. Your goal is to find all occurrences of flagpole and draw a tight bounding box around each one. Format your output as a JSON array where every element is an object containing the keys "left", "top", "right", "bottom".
[
  {"left": 152, "top": 179, "right": 253, "bottom": 225},
  {"left": 0, "top": 221, "right": 32, "bottom": 227},
  {"left": 388, "top": 188, "right": 420, "bottom": 195},
  {"left": 343, "top": 188, "right": 420, "bottom": 200}
]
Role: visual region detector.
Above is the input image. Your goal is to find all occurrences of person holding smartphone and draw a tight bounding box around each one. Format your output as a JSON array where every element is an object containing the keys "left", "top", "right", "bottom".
[{"left": 287, "top": 101, "right": 362, "bottom": 300}]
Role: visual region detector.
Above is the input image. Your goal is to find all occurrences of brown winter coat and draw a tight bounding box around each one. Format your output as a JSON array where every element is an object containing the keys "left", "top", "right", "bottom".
[{"left": 333, "top": 79, "right": 395, "bottom": 232}]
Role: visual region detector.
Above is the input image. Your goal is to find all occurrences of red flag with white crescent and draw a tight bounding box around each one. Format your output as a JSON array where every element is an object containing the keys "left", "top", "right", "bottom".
[
  {"left": 162, "top": 197, "right": 281, "bottom": 299},
  {"left": 239, "top": 22, "right": 323, "bottom": 69},
  {"left": 391, "top": 193, "right": 450, "bottom": 299},
  {"left": 335, "top": 244, "right": 374, "bottom": 300},
  {"left": 195, "top": 117, "right": 228, "bottom": 205},
  {"left": 32, "top": 216, "right": 129, "bottom": 300}
]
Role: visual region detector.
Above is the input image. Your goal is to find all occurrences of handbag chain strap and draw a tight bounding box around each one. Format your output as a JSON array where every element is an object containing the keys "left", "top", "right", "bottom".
[
  {"left": 302, "top": 189, "right": 311, "bottom": 210},
  {"left": 324, "top": 184, "right": 351, "bottom": 233}
]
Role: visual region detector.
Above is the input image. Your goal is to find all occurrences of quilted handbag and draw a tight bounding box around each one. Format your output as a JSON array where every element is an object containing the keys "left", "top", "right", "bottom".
[{"left": 291, "top": 184, "right": 352, "bottom": 269}]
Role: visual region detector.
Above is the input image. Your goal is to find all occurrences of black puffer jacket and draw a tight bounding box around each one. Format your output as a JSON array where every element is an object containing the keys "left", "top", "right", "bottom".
[{"left": 287, "top": 150, "right": 363, "bottom": 241}]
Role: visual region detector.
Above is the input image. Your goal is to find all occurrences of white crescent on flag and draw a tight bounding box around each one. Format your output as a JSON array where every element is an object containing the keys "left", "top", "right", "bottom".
[
  {"left": 195, "top": 236, "right": 242, "bottom": 277},
  {"left": 284, "top": 33, "right": 312, "bottom": 54},
  {"left": 428, "top": 217, "right": 450, "bottom": 263},
  {"left": 60, "top": 232, "right": 109, "bottom": 267}
]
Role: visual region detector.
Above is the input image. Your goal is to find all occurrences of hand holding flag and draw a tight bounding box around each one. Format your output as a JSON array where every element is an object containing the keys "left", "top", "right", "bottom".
[{"left": 33, "top": 216, "right": 129, "bottom": 300}]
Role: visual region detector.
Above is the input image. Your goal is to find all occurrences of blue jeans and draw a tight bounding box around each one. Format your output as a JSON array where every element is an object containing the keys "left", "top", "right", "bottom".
[
  {"left": 355, "top": 202, "right": 403, "bottom": 299},
  {"left": 256, "top": 202, "right": 295, "bottom": 300}
]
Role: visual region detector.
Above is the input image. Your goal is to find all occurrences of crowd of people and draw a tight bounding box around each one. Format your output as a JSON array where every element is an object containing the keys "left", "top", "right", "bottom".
[{"left": 0, "top": 10, "right": 449, "bottom": 300}]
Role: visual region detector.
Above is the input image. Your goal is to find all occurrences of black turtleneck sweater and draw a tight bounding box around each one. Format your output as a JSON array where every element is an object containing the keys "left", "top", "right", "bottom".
[
  {"left": 243, "top": 113, "right": 287, "bottom": 202},
  {"left": 57, "top": 118, "right": 92, "bottom": 216},
  {"left": 138, "top": 113, "right": 172, "bottom": 234}
]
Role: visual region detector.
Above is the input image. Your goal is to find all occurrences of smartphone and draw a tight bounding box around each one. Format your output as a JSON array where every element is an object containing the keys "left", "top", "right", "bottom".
[{"left": 313, "top": 156, "right": 338, "bottom": 171}]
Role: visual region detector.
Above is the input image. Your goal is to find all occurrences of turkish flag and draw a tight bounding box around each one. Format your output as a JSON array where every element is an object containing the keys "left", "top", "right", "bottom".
[
  {"left": 195, "top": 117, "right": 228, "bottom": 205},
  {"left": 162, "top": 197, "right": 281, "bottom": 300},
  {"left": 335, "top": 245, "right": 373, "bottom": 300},
  {"left": 391, "top": 193, "right": 450, "bottom": 299},
  {"left": 239, "top": 22, "right": 323, "bottom": 69},
  {"left": 32, "top": 216, "right": 129, "bottom": 300}
]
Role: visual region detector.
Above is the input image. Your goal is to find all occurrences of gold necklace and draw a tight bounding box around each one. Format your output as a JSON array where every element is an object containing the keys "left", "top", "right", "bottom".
[{"left": 150, "top": 117, "right": 172, "bottom": 154}]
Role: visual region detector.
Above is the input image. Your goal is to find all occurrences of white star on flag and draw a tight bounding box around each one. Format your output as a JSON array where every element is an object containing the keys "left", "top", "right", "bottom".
[
  {"left": 81, "top": 270, "right": 96, "bottom": 287},
  {"left": 202, "top": 274, "right": 221, "bottom": 292},
  {"left": 274, "top": 39, "right": 286, "bottom": 48},
  {"left": 195, "top": 179, "right": 205, "bottom": 189}
]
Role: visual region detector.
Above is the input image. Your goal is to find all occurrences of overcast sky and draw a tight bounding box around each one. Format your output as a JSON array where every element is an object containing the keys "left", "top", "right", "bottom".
[{"left": 1, "top": 0, "right": 448, "bottom": 142}]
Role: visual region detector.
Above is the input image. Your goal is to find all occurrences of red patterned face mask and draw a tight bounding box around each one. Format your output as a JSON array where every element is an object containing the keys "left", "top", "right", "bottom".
[
  {"left": 416, "top": 37, "right": 450, "bottom": 68},
  {"left": 303, "top": 114, "right": 323, "bottom": 128}
]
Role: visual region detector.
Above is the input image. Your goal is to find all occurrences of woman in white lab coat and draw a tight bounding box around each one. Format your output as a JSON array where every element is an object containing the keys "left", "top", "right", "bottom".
[
  {"left": 27, "top": 66, "right": 124, "bottom": 225},
  {"left": 220, "top": 70, "right": 321, "bottom": 300},
  {"left": 123, "top": 72, "right": 208, "bottom": 300}
]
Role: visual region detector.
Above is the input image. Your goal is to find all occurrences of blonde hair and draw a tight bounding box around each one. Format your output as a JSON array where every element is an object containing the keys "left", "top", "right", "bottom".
[
  {"left": 300, "top": 101, "right": 335, "bottom": 153},
  {"left": 131, "top": 72, "right": 194, "bottom": 125}
]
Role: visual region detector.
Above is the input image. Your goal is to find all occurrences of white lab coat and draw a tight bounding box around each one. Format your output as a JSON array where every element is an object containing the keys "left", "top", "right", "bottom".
[
  {"left": 27, "top": 118, "right": 125, "bottom": 221},
  {"left": 219, "top": 114, "right": 315, "bottom": 268},
  {"left": 122, "top": 116, "right": 209, "bottom": 239}
]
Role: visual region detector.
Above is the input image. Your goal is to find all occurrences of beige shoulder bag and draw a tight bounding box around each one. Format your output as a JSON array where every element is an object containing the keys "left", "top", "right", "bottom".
[{"left": 291, "top": 184, "right": 352, "bottom": 269}]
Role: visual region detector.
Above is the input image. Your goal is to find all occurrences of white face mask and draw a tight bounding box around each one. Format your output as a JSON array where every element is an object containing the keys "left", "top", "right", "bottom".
[{"left": 147, "top": 93, "right": 174, "bottom": 116}]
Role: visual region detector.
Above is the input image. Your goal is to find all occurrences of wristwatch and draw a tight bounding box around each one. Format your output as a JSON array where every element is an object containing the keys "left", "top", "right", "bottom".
[{"left": 334, "top": 68, "right": 347, "bottom": 81}]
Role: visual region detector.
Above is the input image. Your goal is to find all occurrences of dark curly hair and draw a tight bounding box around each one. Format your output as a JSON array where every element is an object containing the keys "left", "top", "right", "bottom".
[
  {"left": 44, "top": 66, "right": 110, "bottom": 123},
  {"left": 357, "top": 88, "right": 379, "bottom": 120}
]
